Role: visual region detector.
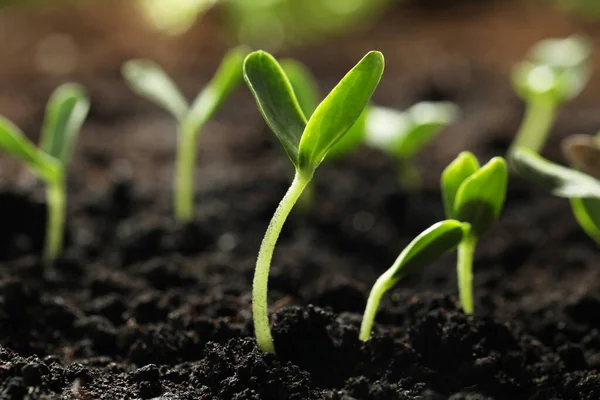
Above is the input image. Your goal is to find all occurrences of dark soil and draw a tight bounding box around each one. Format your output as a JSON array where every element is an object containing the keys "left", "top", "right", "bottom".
[{"left": 1, "top": 1, "right": 600, "bottom": 399}]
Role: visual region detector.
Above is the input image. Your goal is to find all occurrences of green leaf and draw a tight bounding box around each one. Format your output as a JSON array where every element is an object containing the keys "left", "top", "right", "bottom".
[
  {"left": 186, "top": 46, "right": 249, "bottom": 132},
  {"left": 388, "top": 220, "right": 467, "bottom": 281},
  {"left": 0, "top": 116, "right": 60, "bottom": 181},
  {"left": 298, "top": 51, "right": 384, "bottom": 172},
  {"left": 244, "top": 51, "right": 307, "bottom": 169},
  {"left": 570, "top": 197, "right": 600, "bottom": 244},
  {"left": 40, "top": 83, "right": 90, "bottom": 165},
  {"left": 441, "top": 151, "right": 480, "bottom": 219},
  {"left": 511, "top": 147, "right": 600, "bottom": 198},
  {"left": 122, "top": 59, "right": 189, "bottom": 121},
  {"left": 325, "top": 106, "right": 368, "bottom": 160},
  {"left": 280, "top": 58, "right": 320, "bottom": 119},
  {"left": 454, "top": 157, "right": 508, "bottom": 237}
]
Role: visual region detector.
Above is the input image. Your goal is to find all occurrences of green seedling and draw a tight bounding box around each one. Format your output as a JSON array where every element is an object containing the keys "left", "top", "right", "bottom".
[
  {"left": 244, "top": 50, "right": 384, "bottom": 353},
  {"left": 122, "top": 46, "right": 248, "bottom": 222},
  {"left": 441, "top": 152, "right": 508, "bottom": 314},
  {"left": 509, "top": 35, "right": 591, "bottom": 156},
  {"left": 359, "top": 219, "right": 468, "bottom": 341},
  {"left": 0, "top": 84, "right": 89, "bottom": 263},
  {"left": 511, "top": 145, "right": 600, "bottom": 243},
  {"left": 365, "top": 102, "right": 460, "bottom": 190}
]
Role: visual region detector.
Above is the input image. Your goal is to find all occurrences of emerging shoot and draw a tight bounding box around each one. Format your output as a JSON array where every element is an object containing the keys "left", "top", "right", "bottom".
[
  {"left": 122, "top": 46, "right": 248, "bottom": 222},
  {"left": 511, "top": 145, "right": 600, "bottom": 243},
  {"left": 0, "top": 84, "right": 89, "bottom": 263},
  {"left": 244, "top": 50, "right": 384, "bottom": 353},
  {"left": 508, "top": 35, "right": 591, "bottom": 156},
  {"left": 359, "top": 220, "right": 467, "bottom": 341},
  {"left": 441, "top": 152, "right": 508, "bottom": 314}
]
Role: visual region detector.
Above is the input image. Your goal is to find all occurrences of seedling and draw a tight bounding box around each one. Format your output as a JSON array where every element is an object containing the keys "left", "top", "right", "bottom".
[
  {"left": 508, "top": 35, "right": 591, "bottom": 156},
  {"left": 0, "top": 84, "right": 89, "bottom": 263},
  {"left": 244, "top": 50, "right": 384, "bottom": 353},
  {"left": 441, "top": 152, "right": 508, "bottom": 314},
  {"left": 122, "top": 46, "right": 247, "bottom": 222},
  {"left": 365, "top": 102, "right": 460, "bottom": 190},
  {"left": 511, "top": 145, "right": 600, "bottom": 243},
  {"left": 359, "top": 219, "right": 468, "bottom": 341}
]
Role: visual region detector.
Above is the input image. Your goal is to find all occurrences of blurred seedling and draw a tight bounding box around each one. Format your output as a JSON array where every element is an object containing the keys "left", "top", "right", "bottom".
[
  {"left": 122, "top": 46, "right": 247, "bottom": 222},
  {"left": 511, "top": 139, "right": 600, "bottom": 244},
  {"left": 441, "top": 152, "right": 508, "bottom": 314},
  {"left": 244, "top": 50, "right": 384, "bottom": 353},
  {"left": 509, "top": 35, "right": 591, "bottom": 156},
  {"left": 0, "top": 84, "right": 89, "bottom": 263},
  {"left": 359, "top": 219, "right": 468, "bottom": 341}
]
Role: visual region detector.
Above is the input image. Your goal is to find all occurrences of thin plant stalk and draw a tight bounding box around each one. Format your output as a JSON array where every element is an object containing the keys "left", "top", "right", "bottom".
[
  {"left": 457, "top": 236, "right": 477, "bottom": 314},
  {"left": 509, "top": 97, "right": 556, "bottom": 155},
  {"left": 253, "top": 171, "right": 312, "bottom": 353},
  {"left": 359, "top": 272, "right": 395, "bottom": 341},
  {"left": 174, "top": 122, "right": 197, "bottom": 221},
  {"left": 44, "top": 176, "right": 66, "bottom": 263}
]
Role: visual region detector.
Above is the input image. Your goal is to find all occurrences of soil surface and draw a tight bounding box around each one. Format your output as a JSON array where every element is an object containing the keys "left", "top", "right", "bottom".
[{"left": 1, "top": 1, "right": 600, "bottom": 399}]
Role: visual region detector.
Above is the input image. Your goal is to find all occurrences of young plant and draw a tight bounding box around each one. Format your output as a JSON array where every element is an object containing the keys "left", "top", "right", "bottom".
[
  {"left": 244, "top": 50, "right": 384, "bottom": 353},
  {"left": 508, "top": 35, "right": 591, "bottom": 156},
  {"left": 441, "top": 152, "right": 508, "bottom": 314},
  {"left": 365, "top": 102, "right": 460, "bottom": 190},
  {"left": 510, "top": 145, "right": 600, "bottom": 243},
  {"left": 122, "top": 46, "right": 247, "bottom": 222},
  {"left": 359, "top": 219, "right": 468, "bottom": 341},
  {"left": 0, "top": 84, "right": 89, "bottom": 263}
]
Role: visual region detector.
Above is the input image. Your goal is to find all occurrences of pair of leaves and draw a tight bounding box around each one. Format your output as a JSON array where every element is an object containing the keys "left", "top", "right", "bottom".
[
  {"left": 244, "top": 50, "right": 384, "bottom": 174},
  {"left": 122, "top": 46, "right": 247, "bottom": 133},
  {"left": 0, "top": 84, "right": 89, "bottom": 182},
  {"left": 442, "top": 152, "right": 508, "bottom": 238}
]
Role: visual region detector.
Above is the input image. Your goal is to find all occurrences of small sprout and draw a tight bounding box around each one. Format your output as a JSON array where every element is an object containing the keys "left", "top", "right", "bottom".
[
  {"left": 244, "top": 50, "right": 384, "bottom": 353},
  {"left": 122, "top": 46, "right": 248, "bottom": 222},
  {"left": 441, "top": 152, "right": 508, "bottom": 314},
  {"left": 359, "top": 220, "right": 468, "bottom": 341},
  {"left": 365, "top": 102, "right": 460, "bottom": 190},
  {"left": 0, "top": 84, "right": 89, "bottom": 263},
  {"left": 509, "top": 35, "right": 592, "bottom": 156},
  {"left": 511, "top": 146, "right": 600, "bottom": 243}
]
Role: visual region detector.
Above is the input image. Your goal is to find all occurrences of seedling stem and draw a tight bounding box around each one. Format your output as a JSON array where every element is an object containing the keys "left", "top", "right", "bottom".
[
  {"left": 457, "top": 234, "right": 476, "bottom": 314},
  {"left": 509, "top": 96, "right": 556, "bottom": 155}
]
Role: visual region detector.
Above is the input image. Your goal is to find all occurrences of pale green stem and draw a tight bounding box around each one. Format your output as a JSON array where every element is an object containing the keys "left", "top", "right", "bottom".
[
  {"left": 253, "top": 170, "right": 312, "bottom": 353},
  {"left": 296, "top": 179, "right": 314, "bottom": 214},
  {"left": 508, "top": 97, "right": 557, "bottom": 156},
  {"left": 43, "top": 177, "right": 66, "bottom": 264},
  {"left": 359, "top": 271, "right": 395, "bottom": 341},
  {"left": 174, "top": 123, "right": 197, "bottom": 222},
  {"left": 457, "top": 236, "right": 477, "bottom": 314}
]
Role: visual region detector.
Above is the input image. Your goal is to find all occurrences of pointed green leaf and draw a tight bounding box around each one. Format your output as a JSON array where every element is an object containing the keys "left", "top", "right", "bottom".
[
  {"left": 40, "top": 83, "right": 90, "bottom": 165},
  {"left": 511, "top": 147, "right": 600, "bottom": 199},
  {"left": 280, "top": 59, "right": 320, "bottom": 119},
  {"left": 441, "top": 151, "right": 480, "bottom": 219},
  {"left": 570, "top": 197, "right": 600, "bottom": 244},
  {"left": 186, "top": 46, "right": 249, "bottom": 132},
  {"left": 325, "top": 106, "right": 368, "bottom": 160},
  {"left": 454, "top": 157, "right": 508, "bottom": 237},
  {"left": 0, "top": 116, "right": 60, "bottom": 181},
  {"left": 388, "top": 220, "right": 467, "bottom": 282},
  {"left": 244, "top": 51, "right": 307, "bottom": 168},
  {"left": 298, "top": 51, "right": 384, "bottom": 172},
  {"left": 122, "top": 59, "right": 189, "bottom": 121}
]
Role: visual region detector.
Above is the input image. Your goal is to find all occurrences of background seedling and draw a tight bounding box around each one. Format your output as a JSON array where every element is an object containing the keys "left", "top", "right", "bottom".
[
  {"left": 359, "top": 219, "right": 467, "bottom": 341},
  {"left": 511, "top": 146, "right": 600, "bottom": 243},
  {"left": 244, "top": 50, "right": 384, "bottom": 353},
  {"left": 441, "top": 152, "right": 508, "bottom": 314},
  {"left": 122, "top": 46, "right": 247, "bottom": 222},
  {"left": 0, "top": 83, "right": 89, "bottom": 263},
  {"left": 508, "top": 35, "right": 591, "bottom": 156}
]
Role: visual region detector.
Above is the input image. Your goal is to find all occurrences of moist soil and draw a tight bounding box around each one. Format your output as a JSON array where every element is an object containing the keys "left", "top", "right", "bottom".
[{"left": 1, "top": 1, "right": 600, "bottom": 399}]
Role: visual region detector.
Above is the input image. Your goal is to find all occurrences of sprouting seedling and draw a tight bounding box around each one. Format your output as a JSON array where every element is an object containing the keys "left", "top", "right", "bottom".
[
  {"left": 508, "top": 35, "right": 591, "bottom": 156},
  {"left": 0, "top": 84, "right": 89, "bottom": 263},
  {"left": 359, "top": 219, "right": 468, "bottom": 341},
  {"left": 365, "top": 102, "right": 460, "bottom": 191},
  {"left": 510, "top": 146, "right": 600, "bottom": 243},
  {"left": 122, "top": 46, "right": 248, "bottom": 222},
  {"left": 441, "top": 152, "right": 508, "bottom": 314},
  {"left": 244, "top": 50, "right": 384, "bottom": 353}
]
